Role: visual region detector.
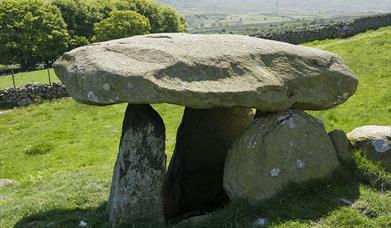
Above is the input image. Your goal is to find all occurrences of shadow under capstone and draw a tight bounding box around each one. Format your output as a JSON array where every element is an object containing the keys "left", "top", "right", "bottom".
[
  {"left": 163, "top": 107, "right": 254, "bottom": 222},
  {"left": 13, "top": 164, "right": 362, "bottom": 227},
  {"left": 105, "top": 104, "right": 255, "bottom": 225}
]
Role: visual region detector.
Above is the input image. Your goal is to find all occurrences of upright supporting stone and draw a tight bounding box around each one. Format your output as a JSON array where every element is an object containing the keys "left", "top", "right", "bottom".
[
  {"left": 224, "top": 110, "right": 340, "bottom": 203},
  {"left": 163, "top": 107, "right": 254, "bottom": 221},
  {"left": 107, "top": 104, "right": 166, "bottom": 226}
]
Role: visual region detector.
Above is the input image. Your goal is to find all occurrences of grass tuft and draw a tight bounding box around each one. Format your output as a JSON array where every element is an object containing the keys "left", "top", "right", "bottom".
[
  {"left": 353, "top": 150, "right": 391, "bottom": 190},
  {"left": 24, "top": 143, "right": 54, "bottom": 156}
]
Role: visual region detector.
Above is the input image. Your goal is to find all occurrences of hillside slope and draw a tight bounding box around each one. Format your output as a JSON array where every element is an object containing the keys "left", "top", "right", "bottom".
[
  {"left": 157, "top": 0, "right": 391, "bottom": 14},
  {"left": 306, "top": 26, "right": 391, "bottom": 132},
  {"left": 0, "top": 27, "right": 390, "bottom": 227}
]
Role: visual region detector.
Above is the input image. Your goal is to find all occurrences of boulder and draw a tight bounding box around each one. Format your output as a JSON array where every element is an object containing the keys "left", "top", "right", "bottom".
[
  {"left": 107, "top": 104, "right": 166, "bottom": 226},
  {"left": 163, "top": 107, "right": 254, "bottom": 221},
  {"left": 329, "top": 129, "right": 354, "bottom": 162},
  {"left": 224, "top": 110, "right": 339, "bottom": 203},
  {"left": 347, "top": 125, "right": 391, "bottom": 171},
  {"left": 54, "top": 33, "right": 358, "bottom": 112}
]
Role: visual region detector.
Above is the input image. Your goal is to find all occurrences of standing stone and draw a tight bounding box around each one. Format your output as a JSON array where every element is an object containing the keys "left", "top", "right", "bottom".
[
  {"left": 163, "top": 107, "right": 254, "bottom": 221},
  {"left": 107, "top": 104, "right": 166, "bottom": 226},
  {"left": 224, "top": 110, "right": 340, "bottom": 203},
  {"left": 347, "top": 125, "right": 391, "bottom": 171},
  {"left": 329, "top": 129, "right": 354, "bottom": 162}
]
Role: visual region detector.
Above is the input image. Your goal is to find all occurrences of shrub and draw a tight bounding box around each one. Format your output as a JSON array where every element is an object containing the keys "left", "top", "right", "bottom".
[
  {"left": 52, "top": 0, "right": 114, "bottom": 48},
  {"left": 115, "top": 0, "right": 187, "bottom": 33},
  {"left": 94, "top": 10, "right": 151, "bottom": 42}
]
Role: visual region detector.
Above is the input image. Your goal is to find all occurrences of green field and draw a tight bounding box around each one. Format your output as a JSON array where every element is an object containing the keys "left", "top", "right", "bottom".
[
  {"left": 0, "top": 27, "right": 390, "bottom": 227},
  {"left": 186, "top": 13, "right": 338, "bottom": 34},
  {"left": 0, "top": 69, "right": 59, "bottom": 89},
  {"left": 186, "top": 13, "right": 325, "bottom": 30}
]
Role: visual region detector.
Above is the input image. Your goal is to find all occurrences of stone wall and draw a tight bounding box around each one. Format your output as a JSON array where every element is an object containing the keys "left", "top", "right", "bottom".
[
  {"left": 0, "top": 83, "right": 68, "bottom": 108},
  {"left": 250, "top": 13, "right": 391, "bottom": 44}
]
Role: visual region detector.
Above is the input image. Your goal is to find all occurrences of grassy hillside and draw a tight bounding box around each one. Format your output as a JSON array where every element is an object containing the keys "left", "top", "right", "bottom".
[
  {"left": 306, "top": 26, "right": 391, "bottom": 132},
  {"left": 0, "top": 27, "right": 390, "bottom": 227},
  {"left": 157, "top": 0, "right": 390, "bottom": 15}
]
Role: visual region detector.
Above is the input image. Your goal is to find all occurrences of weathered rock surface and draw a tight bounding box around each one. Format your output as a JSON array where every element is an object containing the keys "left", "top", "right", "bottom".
[
  {"left": 329, "top": 129, "right": 354, "bottom": 162},
  {"left": 107, "top": 104, "right": 166, "bottom": 226},
  {"left": 54, "top": 33, "right": 358, "bottom": 112},
  {"left": 224, "top": 110, "right": 340, "bottom": 203},
  {"left": 347, "top": 125, "right": 391, "bottom": 171},
  {"left": 163, "top": 107, "right": 254, "bottom": 221}
]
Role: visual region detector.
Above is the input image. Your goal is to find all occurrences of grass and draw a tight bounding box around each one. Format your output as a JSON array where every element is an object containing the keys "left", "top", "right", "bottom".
[
  {"left": 0, "top": 27, "right": 390, "bottom": 227},
  {"left": 0, "top": 100, "right": 183, "bottom": 227},
  {"left": 0, "top": 68, "right": 59, "bottom": 89},
  {"left": 306, "top": 26, "right": 391, "bottom": 132}
]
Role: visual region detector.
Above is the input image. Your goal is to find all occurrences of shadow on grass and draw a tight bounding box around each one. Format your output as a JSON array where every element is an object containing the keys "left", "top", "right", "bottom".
[
  {"left": 14, "top": 202, "right": 109, "bottom": 228},
  {"left": 195, "top": 162, "right": 362, "bottom": 227},
  {"left": 14, "top": 163, "right": 363, "bottom": 227}
]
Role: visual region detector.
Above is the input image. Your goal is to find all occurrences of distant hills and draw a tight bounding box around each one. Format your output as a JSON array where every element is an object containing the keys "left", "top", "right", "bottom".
[{"left": 157, "top": 0, "right": 391, "bottom": 15}]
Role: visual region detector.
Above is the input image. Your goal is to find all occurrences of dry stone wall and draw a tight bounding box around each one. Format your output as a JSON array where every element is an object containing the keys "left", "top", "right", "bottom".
[
  {"left": 0, "top": 83, "right": 68, "bottom": 108},
  {"left": 251, "top": 13, "right": 391, "bottom": 44}
]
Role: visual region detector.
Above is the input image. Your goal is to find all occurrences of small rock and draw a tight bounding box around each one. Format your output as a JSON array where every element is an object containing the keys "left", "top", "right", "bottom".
[
  {"left": 329, "top": 130, "right": 354, "bottom": 162},
  {"left": 352, "top": 201, "right": 378, "bottom": 219},
  {"left": 336, "top": 197, "right": 353, "bottom": 206},
  {"left": 176, "top": 214, "right": 211, "bottom": 226},
  {"left": 79, "top": 220, "right": 87, "bottom": 227},
  {"left": 17, "top": 98, "right": 32, "bottom": 106},
  {"left": 0, "top": 179, "right": 16, "bottom": 188},
  {"left": 364, "top": 210, "right": 378, "bottom": 218},
  {"left": 45, "top": 222, "right": 56, "bottom": 227},
  {"left": 252, "top": 218, "right": 270, "bottom": 227},
  {"left": 348, "top": 125, "right": 391, "bottom": 171}
]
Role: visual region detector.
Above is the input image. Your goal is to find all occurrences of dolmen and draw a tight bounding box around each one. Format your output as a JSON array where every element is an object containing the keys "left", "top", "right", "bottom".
[{"left": 53, "top": 33, "right": 358, "bottom": 226}]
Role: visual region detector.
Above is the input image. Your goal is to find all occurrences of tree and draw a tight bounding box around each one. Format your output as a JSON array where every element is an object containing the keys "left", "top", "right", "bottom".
[
  {"left": 115, "top": 0, "right": 186, "bottom": 33},
  {"left": 94, "top": 10, "right": 151, "bottom": 42},
  {"left": 160, "top": 4, "right": 187, "bottom": 32},
  {"left": 52, "top": 0, "right": 114, "bottom": 48},
  {"left": 0, "top": 0, "right": 69, "bottom": 70},
  {"left": 37, "top": 3, "right": 70, "bottom": 67}
]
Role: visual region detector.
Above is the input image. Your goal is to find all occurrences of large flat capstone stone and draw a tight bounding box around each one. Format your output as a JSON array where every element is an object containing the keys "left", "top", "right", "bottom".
[{"left": 54, "top": 33, "right": 358, "bottom": 112}]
